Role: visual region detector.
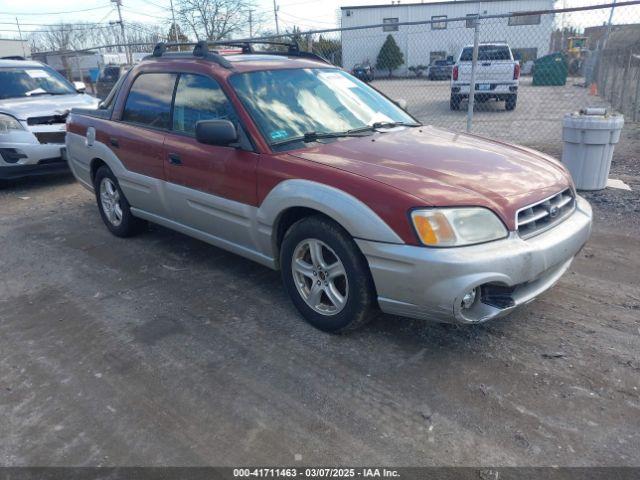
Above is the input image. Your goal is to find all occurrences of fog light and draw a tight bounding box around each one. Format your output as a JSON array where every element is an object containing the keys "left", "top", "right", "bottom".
[{"left": 461, "top": 289, "right": 477, "bottom": 309}]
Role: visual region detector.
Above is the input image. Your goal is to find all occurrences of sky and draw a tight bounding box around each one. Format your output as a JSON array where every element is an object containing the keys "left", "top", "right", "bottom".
[{"left": 0, "top": 0, "right": 636, "bottom": 41}]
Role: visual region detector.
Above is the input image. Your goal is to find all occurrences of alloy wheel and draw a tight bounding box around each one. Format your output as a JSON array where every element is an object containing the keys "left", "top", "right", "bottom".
[
  {"left": 291, "top": 238, "right": 349, "bottom": 315},
  {"left": 99, "top": 177, "right": 123, "bottom": 227}
]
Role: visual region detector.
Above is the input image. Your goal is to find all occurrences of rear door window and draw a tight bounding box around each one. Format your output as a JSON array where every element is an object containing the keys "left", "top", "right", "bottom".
[
  {"left": 171, "top": 74, "right": 238, "bottom": 135},
  {"left": 121, "top": 73, "right": 177, "bottom": 129}
]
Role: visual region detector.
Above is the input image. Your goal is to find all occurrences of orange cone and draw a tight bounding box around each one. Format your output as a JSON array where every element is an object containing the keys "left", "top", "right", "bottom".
[{"left": 589, "top": 83, "right": 598, "bottom": 96}]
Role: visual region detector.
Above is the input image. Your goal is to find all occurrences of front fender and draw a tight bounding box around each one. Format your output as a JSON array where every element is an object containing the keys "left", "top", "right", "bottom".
[{"left": 256, "top": 179, "right": 404, "bottom": 258}]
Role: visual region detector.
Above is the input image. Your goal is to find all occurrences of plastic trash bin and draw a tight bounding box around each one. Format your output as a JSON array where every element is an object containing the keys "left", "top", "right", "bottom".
[{"left": 561, "top": 110, "right": 624, "bottom": 190}]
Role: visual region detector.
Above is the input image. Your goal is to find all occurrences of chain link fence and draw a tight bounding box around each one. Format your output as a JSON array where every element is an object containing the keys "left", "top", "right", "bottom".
[
  {"left": 298, "top": 1, "right": 640, "bottom": 151},
  {"left": 39, "top": 1, "right": 640, "bottom": 151}
]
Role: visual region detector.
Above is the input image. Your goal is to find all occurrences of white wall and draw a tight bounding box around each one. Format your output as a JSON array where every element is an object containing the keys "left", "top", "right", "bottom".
[
  {"left": 0, "top": 39, "right": 31, "bottom": 58},
  {"left": 341, "top": 0, "right": 555, "bottom": 75}
]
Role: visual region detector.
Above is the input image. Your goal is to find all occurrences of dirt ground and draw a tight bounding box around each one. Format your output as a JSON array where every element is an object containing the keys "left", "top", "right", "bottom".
[{"left": 0, "top": 132, "right": 639, "bottom": 466}]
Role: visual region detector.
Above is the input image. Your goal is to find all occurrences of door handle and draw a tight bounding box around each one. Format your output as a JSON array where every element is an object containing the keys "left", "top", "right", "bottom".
[
  {"left": 168, "top": 153, "right": 182, "bottom": 165},
  {"left": 109, "top": 137, "right": 119, "bottom": 148}
]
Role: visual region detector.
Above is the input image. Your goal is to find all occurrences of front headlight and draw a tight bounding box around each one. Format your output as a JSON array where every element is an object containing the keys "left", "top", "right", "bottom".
[
  {"left": 0, "top": 113, "right": 25, "bottom": 133},
  {"left": 411, "top": 207, "right": 508, "bottom": 247}
]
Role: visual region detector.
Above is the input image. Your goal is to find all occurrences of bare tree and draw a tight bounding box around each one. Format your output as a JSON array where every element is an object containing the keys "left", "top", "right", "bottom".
[
  {"left": 29, "top": 22, "right": 167, "bottom": 54},
  {"left": 176, "top": 0, "right": 259, "bottom": 40},
  {"left": 29, "top": 23, "right": 90, "bottom": 53}
]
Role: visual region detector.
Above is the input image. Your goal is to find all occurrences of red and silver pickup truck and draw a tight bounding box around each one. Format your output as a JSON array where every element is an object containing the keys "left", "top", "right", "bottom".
[{"left": 66, "top": 41, "right": 592, "bottom": 333}]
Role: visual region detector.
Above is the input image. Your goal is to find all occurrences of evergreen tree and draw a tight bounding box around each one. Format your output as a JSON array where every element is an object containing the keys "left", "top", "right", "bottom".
[{"left": 376, "top": 34, "right": 404, "bottom": 77}]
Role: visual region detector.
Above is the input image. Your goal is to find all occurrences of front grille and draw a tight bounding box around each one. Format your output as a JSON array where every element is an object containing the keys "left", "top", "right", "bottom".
[
  {"left": 33, "top": 131, "right": 66, "bottom": 144},
  {"left": 27, "top": 113, "right": 68, "bottom": 126},
  {"left": 516, "top": 189, "right": 575, "bottom": 238}
]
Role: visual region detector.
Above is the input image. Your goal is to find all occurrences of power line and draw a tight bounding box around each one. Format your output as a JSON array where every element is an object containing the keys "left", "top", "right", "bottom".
[
  {"left": 0, "top": 25, "right": 120, "bottom": 34},
  {"left": 120, "top": 6, "right": 169, "bottom": 20},
  {"left": 0, "top": 21, "right": 114, "bottom": 26},
  {"left": 0, "top": 5, "right": 112, "bottom": 16},
  {"left": 136, "top": 0, "right": 170, "bottom": 9},
  {"left": 278, "top": 11, "right": 337, "bottom": 25}
]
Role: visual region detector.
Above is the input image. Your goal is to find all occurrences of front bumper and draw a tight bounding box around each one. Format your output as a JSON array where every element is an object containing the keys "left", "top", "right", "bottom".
[
  {"left": 357, "top": 196, "right": 593, "bottom": 324},
  {"left": 0, "top": 130, "right": 68, "bottom": 179}
]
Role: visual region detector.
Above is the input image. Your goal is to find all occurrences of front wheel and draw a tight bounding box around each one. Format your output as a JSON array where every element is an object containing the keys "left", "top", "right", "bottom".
[{"left": 280, "top": 216, "right": 376, "bottom": 333}]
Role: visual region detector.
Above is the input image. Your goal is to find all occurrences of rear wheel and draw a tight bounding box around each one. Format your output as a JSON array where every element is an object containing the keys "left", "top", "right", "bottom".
[
  {"left": 94, "top": 166, "right": 145, "bottom": 237},
  {"left": 280, "top": 216, "right": 376, "bottom": 333},
  {"left": 505, "top": 94, "right": 517, "bottom": 111},
  {"left": 450, "top": 94, "right": 461, "bottom": 110}
]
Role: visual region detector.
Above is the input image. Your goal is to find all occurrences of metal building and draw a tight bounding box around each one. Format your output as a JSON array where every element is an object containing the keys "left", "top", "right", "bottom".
[
  {"left": 0, "top": 38, "right": 31, "bottom": 59},
  {"left": 340, "top": 0, "right": 555, "bottom": 76}
]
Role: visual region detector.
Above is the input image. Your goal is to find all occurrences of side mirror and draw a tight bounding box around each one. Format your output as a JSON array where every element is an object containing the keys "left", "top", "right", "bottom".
[
  {"left": 394, "top": 98, "right": 408, "bottom": 110},
  {"left": 195, "top": 119, "right": 238, "bottom": 147},
  {"left": 74, "top": 81, "right": 86, "bottom": 93}
]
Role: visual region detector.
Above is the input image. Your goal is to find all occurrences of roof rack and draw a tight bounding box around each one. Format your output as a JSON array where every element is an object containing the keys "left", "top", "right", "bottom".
[
  {"left": 150, "top": 39, "right": 331, "bottom": 67},
  {"left": 152, "top": 41, "right": 233, "bottom": 69}
]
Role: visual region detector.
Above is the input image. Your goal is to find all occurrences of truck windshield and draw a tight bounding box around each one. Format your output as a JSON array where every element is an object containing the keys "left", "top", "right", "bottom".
[
  {"left": 460, "top": 46, "right": 511, "bottom": 62},
  {"left": 229, "top": 68, "right": 415, "bottom": 146},
  {"left": 0, "top": 67, "right": 76, "bottom": 99}
]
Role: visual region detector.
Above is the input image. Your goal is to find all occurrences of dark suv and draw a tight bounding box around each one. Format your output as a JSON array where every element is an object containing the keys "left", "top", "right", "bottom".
[
  {"left": 96, "top": 65, "right": 131, "bottom": 100},
  {"left": 427, "top": 59, "right": 453, "bottom": 80}
]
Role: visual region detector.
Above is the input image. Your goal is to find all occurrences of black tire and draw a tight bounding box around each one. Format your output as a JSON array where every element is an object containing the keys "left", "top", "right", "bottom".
[
  {"left": 505, "top": 94, "right": 517, "bottom": 111},
  {"left": 450, "top": 94, "right": 461, "bottom": 110},
  {"left": 94, "top": 165, "right": 145, "bottom": 237},
  {"left": 280, "top": 215, "right": 376, "bottom": 333}
]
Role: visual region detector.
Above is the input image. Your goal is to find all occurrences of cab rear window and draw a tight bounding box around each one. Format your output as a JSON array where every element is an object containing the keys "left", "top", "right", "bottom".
[{"left": 460, "top": 46, "right": 511, "bottom": 62}]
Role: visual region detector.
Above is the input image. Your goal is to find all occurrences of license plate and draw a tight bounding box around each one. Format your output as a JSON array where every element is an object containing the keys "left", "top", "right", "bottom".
[{"left": 477, "top": 84, "right": 491, "bottom": 91}]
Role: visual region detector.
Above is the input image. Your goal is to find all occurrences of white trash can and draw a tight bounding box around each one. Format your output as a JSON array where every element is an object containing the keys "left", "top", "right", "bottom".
[{"left": 561, "top": 110, "right": 624, "bottom": 190}]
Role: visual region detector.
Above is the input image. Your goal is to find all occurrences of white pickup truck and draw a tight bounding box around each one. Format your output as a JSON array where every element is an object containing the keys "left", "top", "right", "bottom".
[{"left": 450, "top": 42, "right": 520, "bottom": 111}]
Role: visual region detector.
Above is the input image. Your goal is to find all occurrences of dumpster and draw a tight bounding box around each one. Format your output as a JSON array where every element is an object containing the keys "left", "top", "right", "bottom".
[
  {"left": 532, "top": 53, "right": 568, "bottom": 86},
  {"left": 561, "top": 109, "right": 624, "bottom": 190}
]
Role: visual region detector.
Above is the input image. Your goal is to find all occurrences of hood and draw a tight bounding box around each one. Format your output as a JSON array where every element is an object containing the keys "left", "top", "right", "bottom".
[
  {"left": 288, "top": 126, "right": 572, "bottom": 230},
  {"left": 0, "top": 94, "right": 100, "bottom": 120}
]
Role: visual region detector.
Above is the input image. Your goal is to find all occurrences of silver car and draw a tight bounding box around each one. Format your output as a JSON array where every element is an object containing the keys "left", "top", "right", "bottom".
[{"left": 0, "top": 59, "right": 100, "bottom": 180}]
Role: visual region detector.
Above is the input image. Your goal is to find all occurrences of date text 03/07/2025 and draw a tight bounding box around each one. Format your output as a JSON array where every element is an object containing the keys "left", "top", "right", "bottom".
[{"left": 232, "top": 468, "right": 400, "bottom": 478}]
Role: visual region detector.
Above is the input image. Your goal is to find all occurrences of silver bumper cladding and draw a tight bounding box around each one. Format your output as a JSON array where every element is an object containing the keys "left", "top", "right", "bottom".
[{"left": 357, "top": 196, "right": 593, "bottom": 324}]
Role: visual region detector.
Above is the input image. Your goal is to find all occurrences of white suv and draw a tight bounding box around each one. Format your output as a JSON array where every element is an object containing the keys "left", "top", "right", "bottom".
[
  {"left": 450, "top": 43, "right": 520, "bottom": 111},
  {"left": 0, "top": 59, "right": 99, "bottom": 180}
]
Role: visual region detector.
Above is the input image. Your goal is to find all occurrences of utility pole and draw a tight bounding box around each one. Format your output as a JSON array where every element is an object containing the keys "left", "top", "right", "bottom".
[
  {"left": 602, "top": 0, "right": 618, "bottom": 50},
  {"left": 169, "top": 0, "right": 180, "bottom": 50},
  {"left": 249, "top": 9, "right": 254, "bottom": 38},
  {"left": 112, "top": 0, "right": 131, "bottom": 64},
  {"left": 15, "top": 18, "right": 26, "bottom": 57},
  {"left": 273, "top": 0, "right": 280, "bottom": 36}
]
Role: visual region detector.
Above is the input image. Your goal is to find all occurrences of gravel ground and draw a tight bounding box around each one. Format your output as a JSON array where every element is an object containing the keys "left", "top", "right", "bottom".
[
  {"left": 373, "top": 76, "right": 610, "bottom": 148},
  {"left": 0, "top": 120, "right": 638, "bottom": 466}
]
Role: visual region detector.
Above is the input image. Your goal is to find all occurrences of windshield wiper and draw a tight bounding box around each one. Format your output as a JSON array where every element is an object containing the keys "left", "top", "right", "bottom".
[
  {"left": 345, "top": 121, "right": 422, "bottom": 135},
  {"left": 25, "top": 91, "right": 69, "bottom": 97},
  {"left": 271, "top": 130, "right": 372, "bottom": 147},
  {"left": 370, "top": 121, "right": 422, "bottom": 129}
]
